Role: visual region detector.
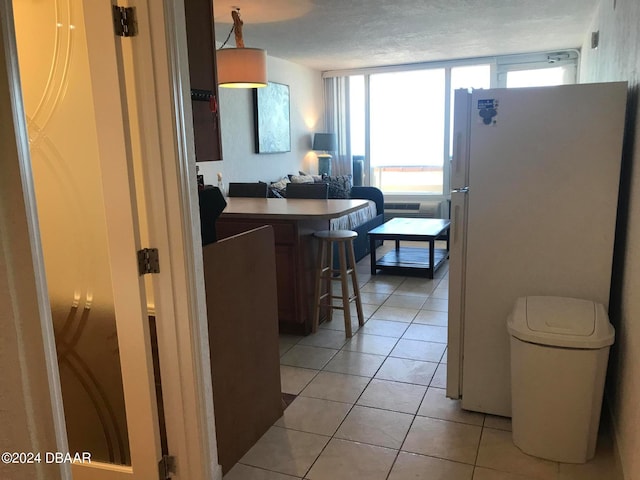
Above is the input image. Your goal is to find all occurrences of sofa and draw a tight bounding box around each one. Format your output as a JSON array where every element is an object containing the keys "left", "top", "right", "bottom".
[
  {"left": 267, "top": 172, "right": 353, "bottom": 199},
  {"left": 348, "top": 186, "right": 385, "bottom": 263}
]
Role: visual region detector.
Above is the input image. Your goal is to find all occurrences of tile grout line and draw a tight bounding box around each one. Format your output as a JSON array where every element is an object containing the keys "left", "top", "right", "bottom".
[
  {"left": 270, "top": 259, "right": 451, "bottom": 479},
  {"left": 300, "top": 275, "right": 448, "bottom": 478}
]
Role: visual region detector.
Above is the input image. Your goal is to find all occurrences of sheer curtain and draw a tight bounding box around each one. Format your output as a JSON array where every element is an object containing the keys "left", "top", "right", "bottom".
[{"left": 323, "top": 77, "right": 352, "bottom": 176}]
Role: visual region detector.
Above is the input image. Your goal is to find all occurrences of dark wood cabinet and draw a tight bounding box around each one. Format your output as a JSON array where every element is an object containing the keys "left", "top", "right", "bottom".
[
  {"left": 217, "top": 217, "right": 326, "bottom": 335},
  {"left": 275, "top": 244, "right": 299, "bottom": 325},
  {"left": 202, "top": 226, "right": 282, "bottom": 473},
  {"left": 183, "top": 0, "right": 222, "bottom": 161}
]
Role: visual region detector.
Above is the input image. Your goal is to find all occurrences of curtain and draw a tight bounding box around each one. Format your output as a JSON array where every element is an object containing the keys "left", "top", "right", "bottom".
[{"left": 323, "top": 77, "right": 351, "bottom": 177}]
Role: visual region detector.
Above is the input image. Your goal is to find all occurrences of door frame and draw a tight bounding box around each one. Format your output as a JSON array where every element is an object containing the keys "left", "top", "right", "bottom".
[
  {"left": 0, "top": 0, "right": 220, "bottom": 479},
  {"left": 131, "top": 1, "right": 222, "bottom": 479}
]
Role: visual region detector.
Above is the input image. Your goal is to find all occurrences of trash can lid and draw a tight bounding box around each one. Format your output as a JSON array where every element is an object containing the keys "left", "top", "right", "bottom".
[{"left": 507, "top": 296, "right": 614, "bottom": 349}]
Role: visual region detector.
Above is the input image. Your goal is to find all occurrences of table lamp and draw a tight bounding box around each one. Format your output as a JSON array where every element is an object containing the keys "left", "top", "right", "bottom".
[{"left": 312, "top": 133, "right": 337, "bottom": 176}]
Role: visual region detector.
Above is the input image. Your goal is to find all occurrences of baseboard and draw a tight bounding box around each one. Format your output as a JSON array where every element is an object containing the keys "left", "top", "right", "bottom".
[
  {"left": 603, "top": 394, "right": 627, "bottom": 479},
  {"left": 213, "top": 463, "right": 223, "bottom": 480}
]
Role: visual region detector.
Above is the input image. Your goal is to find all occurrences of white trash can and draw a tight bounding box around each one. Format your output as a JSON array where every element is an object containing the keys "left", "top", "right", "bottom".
[{"left": 507, "top": 296, "right": 614, "bottom": 463}]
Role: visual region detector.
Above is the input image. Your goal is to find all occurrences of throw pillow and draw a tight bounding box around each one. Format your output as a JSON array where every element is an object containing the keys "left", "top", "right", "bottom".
[
  {"left": 270, "top": 176, "right": 290, "bottom": 191},
  {"left": 268, "top": 187, "right": 285, "bottom": 198},
  {"left": 289, "top": 174, "right": 315, "bottom": 184},
  {"left": 322, "top": 174, "right": 353, "bottom": 199},
  {"left": 299, "top": 171, "right": 323, "bottom": 183},
  {"left": 269, "top": 176, "right": 289, "bottom": 197}
]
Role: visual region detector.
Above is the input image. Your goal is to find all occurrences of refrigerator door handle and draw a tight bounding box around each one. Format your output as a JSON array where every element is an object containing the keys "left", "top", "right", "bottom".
[
  {"left": 447, "top": 189, "right": 468, "bottom": 400},
  {"left": 452, "top": 132, "right": 463, "bottom": 178}
]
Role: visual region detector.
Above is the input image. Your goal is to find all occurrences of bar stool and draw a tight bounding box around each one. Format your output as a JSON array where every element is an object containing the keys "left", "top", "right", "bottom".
[{"left": 312, "top": 230, "right": 365, "bottom": 337}]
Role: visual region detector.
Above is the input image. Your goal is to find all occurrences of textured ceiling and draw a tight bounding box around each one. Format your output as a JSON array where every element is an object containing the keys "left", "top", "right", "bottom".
[{"left": 213, "top": 0, "right": 599, "bottom": 71}]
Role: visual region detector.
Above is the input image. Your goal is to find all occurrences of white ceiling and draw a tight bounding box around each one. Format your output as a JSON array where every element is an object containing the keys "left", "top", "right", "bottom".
[{"left": 213, "top": 0, "right": 599, "bottom": 72}]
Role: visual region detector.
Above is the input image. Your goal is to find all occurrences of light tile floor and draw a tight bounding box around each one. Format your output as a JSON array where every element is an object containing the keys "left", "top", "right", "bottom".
[{"left": 225, "top": 242, "right": 623, "bottom": 480}]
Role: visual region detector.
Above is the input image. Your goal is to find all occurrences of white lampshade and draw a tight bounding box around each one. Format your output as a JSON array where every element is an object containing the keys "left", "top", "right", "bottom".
[{"left": 216, "top": 48, "right": 267, "bottom": 88}]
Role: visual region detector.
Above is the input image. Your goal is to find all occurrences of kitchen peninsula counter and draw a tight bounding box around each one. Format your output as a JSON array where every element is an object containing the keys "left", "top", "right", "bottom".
[
  {"left": 220, "top": 197, "right": 370, "bottom": 220},
  {"left": 216, "top": 198, "right": 370, "bottom": 334}
]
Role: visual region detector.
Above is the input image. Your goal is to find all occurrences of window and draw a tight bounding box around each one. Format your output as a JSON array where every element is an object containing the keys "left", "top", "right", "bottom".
[
  {"left": 497, "top": 51, "right": 578, "bottom": 88},
  {"left": 506, "top": 66, "right": 575, "bottom": 88},
  {"left": 328, "top": 50, "right": 578, "bottom": 199},
  {"left": 363, "top": 65, "right": 491, "bottom": 195},
  {"left": 370, "top": 69, "right": 446, "bottom": 194}
]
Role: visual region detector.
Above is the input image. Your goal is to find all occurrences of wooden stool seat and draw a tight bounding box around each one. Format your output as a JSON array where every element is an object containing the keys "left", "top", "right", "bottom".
[
  {"left": 312, "top": 229, "right": 365, "bottom": 338},
  {"left": 314, "top": 229, "right": 358, "bottom": 240}
]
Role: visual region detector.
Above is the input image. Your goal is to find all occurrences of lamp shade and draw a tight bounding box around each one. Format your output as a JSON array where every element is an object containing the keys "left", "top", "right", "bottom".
[
  {"left": 312, "top": 133, "right": 337, "bottom": 151},
  {"left": 217, "top": 48, "right": 267, "bottom": 88}
]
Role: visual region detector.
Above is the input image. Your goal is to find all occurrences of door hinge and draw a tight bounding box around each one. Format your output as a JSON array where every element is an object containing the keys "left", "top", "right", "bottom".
[
  {"left": 113, "top": 5, "right": 138, "bottom": 37},
  {"left": 158, "top": 455, "right": 176, "bottom": 480},
  {"left": 137, "top": 248, "right": 160, "bottom": 275}
]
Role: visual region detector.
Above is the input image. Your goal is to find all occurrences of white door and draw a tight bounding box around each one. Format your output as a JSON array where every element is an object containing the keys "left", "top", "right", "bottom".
[{"left": 11, "top": 0, "right": 162, "bottom": 478}]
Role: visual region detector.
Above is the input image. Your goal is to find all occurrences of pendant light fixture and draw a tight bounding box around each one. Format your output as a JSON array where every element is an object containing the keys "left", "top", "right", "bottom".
[{"left": 217, "top": 9, "right": 267, "bottom": 88}]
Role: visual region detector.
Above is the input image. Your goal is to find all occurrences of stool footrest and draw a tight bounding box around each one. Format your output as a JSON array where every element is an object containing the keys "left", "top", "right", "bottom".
[
  {"left": 318, "top": 294, "right": 360, "bottom": 306},
  {"left": 320, "top": 268, "right": 355, "bottom": 276}
]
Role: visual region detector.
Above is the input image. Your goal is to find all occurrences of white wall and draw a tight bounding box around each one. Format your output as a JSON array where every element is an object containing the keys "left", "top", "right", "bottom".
[
  {"left": 580, "top": 0, "right": 640, "bottom": 478},
  {"left": 198, "top": 55, "right": 324, "bottom": 189}
]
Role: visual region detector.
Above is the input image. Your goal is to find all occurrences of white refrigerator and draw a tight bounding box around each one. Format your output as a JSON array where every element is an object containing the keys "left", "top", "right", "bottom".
[{"left": 446, "top": 82, "right": 628, "bottom": 417}]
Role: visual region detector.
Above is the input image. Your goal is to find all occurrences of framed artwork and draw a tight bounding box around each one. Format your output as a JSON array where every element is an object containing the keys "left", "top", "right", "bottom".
[{"left": 253, "top": 82, "right": 291, "bottom": 154}]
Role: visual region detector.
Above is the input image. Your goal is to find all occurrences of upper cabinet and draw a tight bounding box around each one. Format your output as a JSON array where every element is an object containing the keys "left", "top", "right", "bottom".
[{"left": 184, "top": 0, "right": 222, "bottom": 161}]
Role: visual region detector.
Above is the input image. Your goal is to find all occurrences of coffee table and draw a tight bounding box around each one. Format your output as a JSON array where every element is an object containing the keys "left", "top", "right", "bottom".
[{"left": 368, "top": 217, "right": 451, "bottom": 278}]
